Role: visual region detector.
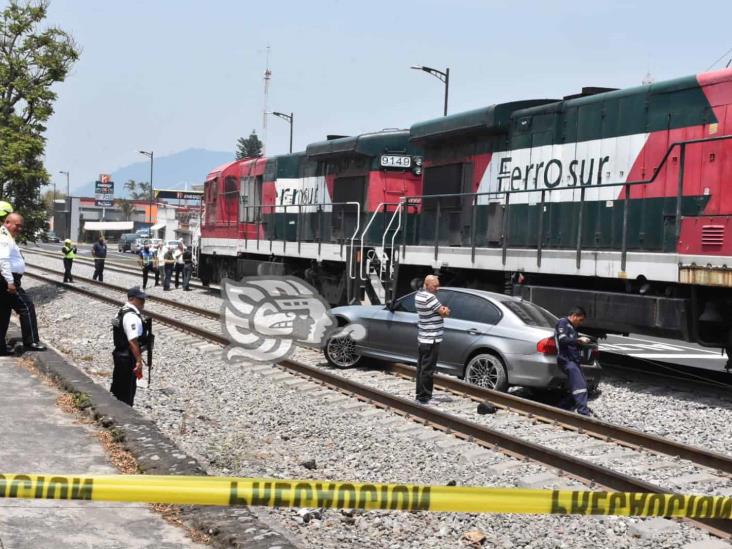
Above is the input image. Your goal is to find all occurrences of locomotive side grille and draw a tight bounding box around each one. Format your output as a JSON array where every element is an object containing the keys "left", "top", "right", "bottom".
[{"left": 701, "top": 225, "right": 725, "bottom": 248}]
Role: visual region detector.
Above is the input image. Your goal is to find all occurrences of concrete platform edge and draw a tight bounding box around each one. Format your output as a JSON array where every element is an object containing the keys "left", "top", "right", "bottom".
[{"left": 27, "top": 345, "right": 300, "bottom": 549}]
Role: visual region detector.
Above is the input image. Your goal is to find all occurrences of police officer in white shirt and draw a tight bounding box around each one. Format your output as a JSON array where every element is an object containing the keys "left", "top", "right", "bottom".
[
  {"left": 110, "top": 287, "right": 149, "bottom": 406},
  {"left": 0, "top": 213, "right": 46, "bottom": 354}
]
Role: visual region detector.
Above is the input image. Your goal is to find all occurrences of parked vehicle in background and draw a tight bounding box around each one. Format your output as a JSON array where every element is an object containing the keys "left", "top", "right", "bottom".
[
  {"left": 166, "top": 239, "right": 182, "bottom": 250},
  {"left": 131, "top": 238, "right": 145, "bottom": 254},
  {"left": 118, "top": 233, "right": 139, "bottom": 252},
  {"left": 136, "top": 229, "right": 150, "bottom": 238},
  {"left": 36, "top": 230, "right": 60, "bottom": 243},
  {"left": 144, "top": 238, "right": 163, "bottom": 248},
  {"left": 324, "top": 288, "right": 602, "bottom": 393}
]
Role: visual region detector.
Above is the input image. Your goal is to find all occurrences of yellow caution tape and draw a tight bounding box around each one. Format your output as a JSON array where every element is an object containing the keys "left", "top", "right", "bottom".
[{"left": 1, "top": 474, "right": 731, "bottom": 518}]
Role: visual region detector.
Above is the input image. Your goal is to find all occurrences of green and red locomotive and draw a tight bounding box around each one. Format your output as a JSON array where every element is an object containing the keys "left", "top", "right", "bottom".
[{"left": 200, "top": 68, "right": 732, "bottom": 354}]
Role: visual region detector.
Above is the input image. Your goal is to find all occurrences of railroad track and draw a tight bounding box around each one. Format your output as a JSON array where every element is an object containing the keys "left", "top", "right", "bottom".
[
  {"left": 21, "top": 267, "right": 732, "bottom": 538},
  {"left": 21, "top": 247, "right": 216, "bottom": 292},
  {"left": 25, "top": 246, "right": 731, "bottom": 391}
]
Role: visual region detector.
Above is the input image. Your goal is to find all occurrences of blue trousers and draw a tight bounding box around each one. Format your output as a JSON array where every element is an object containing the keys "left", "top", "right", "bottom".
[{"left": 558, "top": 360, "right": 589, "bottom": 415}]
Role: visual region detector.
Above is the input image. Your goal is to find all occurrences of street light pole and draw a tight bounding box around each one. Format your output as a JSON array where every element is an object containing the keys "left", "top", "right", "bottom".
[
  {"left": 410, "top": 65, "right": 450, "bottom": 116},
  {"left": 139, "top": 150, "right": 154, "bottom": 230},
  {"left": 59, "top": 170, "right": 70, "bottom": 239},
  {"left": 271, "top": 111, "right": 294, "bottom": 153}
]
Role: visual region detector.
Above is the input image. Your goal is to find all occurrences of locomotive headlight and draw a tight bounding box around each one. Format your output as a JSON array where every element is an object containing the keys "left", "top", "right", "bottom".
[
  {"left": 414, "top": 156, "right": 423, "bottom": 167},
  {"left": 413, "top": 166, "right": 423, "bottom": 176}
]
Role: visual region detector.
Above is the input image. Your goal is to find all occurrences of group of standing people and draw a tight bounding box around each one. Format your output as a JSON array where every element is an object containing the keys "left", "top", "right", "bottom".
[{"left": 138, "top": 240, "right": 192, "bottom": 291}]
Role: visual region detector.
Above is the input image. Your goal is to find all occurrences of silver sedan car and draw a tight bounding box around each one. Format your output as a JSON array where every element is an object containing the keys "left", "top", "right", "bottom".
[{"left": 324, "top": 287, "right": 602, "bottom": 392}]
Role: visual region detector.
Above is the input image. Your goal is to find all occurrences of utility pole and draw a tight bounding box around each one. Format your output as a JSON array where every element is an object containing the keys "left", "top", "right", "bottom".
[
  {"left": 59, "top": 170, "right": 70, "bottom": 239},
  {"left": 262, "top": 45, "right": 271, "bottom": 156},
  {"left": 139, "top": 150, "right": 154, "bottom": 229},
  {"left": 410, "top": 65, "right": 450, "bottom": 116},
  {"left": 271, "top": 111, "right": 294, "bottom": 153}
]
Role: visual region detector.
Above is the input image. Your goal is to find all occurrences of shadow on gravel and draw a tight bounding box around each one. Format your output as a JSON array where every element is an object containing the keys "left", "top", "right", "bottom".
[{"left": 25, "top": 281, "right": 66, "bottom": 307}]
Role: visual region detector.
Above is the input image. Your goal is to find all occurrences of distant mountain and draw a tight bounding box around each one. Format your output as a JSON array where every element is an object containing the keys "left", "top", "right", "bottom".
[{"left": 74, "top": 148, "right": 234, "bottom": 197}]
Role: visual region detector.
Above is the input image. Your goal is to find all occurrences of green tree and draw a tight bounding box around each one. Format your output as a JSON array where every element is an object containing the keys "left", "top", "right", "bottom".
[
  {"left": 0, "top": 1, "right": 79, "bottom": 240},
  {"left": 41, "top": 187, "right": 65, "bottom": 217},
  {"left": 236, "top": 130, "right": 263, "bottom": 159},
  {"left": 114, "top": 198, "right": 135, "bottom": 221},
  {"left": 124, "top": 179, "right": 152, "bottom": 200}
]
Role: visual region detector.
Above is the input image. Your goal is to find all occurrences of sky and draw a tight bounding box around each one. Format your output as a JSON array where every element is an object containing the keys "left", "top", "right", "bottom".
[{"left": 31, "top": 0, "right": 732, "bottom": 193}]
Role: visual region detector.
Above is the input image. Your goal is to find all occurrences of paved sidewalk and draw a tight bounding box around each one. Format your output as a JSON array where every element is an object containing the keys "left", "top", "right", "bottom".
[{"left": 0, "top": 356, "right": 204, "bottom": 548}]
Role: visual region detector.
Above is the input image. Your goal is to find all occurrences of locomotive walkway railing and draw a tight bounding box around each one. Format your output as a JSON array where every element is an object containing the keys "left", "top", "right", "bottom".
[
  {"left": 391, "top": 133, "right": 732, "bottom": 272},
  {"left": 357, "top": 202, "right": 400, "bottom": 281}
]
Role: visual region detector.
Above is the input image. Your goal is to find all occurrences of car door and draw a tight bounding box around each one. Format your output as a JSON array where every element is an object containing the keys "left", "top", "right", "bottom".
[
  {"left": 439, "top": 292, "right": 501, "bottom": 372},
  {"left": 366, "top": 290, "right": 453, "bottom": 363},
  {"left": 364, "top": 292, "right": 419, "bottom": 361}
]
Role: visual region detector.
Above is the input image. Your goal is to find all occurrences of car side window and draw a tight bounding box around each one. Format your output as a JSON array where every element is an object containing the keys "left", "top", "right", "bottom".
[
  {"left": 448, "top": 293, "right": 501, "bottom": 325},
  {"left": 394, "top": 292, "right": 416, "bottom": 313}
]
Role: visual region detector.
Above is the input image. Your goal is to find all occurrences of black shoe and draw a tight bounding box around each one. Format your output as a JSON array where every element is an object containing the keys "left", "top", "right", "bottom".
[
  {"left": 477, "top": 401, "right": 498, "bottom": 414},
  {"left": 26, "top": 343, "right": 47, "bottom": 352}
]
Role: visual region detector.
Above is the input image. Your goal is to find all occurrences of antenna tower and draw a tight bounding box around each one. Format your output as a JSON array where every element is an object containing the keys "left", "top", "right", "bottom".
[{"left": 262, "top": 46, "right": 271, "bottom": 155}]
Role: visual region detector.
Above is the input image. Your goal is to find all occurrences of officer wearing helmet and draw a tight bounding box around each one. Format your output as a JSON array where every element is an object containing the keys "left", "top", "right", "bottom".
[{"left": 0, "top": 201, "right": 13, "bottom": 221}]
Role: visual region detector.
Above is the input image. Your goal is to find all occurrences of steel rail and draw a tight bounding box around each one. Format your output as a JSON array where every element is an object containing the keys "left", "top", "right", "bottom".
[
  {"left": 24, "top": 263, "right": 218, "bottom": 319},
  {"left": 22, "top": 248, "right": 213, "bottom": 292},
  {"left": 23, "top": 271, "right": 227, "bottom": 343},
  {"left": 24, "top": 262, "right": 732, "bottom": 473},
  {"left": 381, "top": 363, "right": 732, "bottom": 475},
  {"left": 19, "top": 270, "right": 732, "bottom": 537},
  {"left": 279, "top": 359, "right": 732, "bottom": 538}
]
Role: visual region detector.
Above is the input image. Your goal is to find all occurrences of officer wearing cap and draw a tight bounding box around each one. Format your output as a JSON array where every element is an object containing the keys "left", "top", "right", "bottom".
[
  {"left": 110, "top": 287, "right": 149, "bottom": 406},
  {"left": 0, "top": 212, "right": 46, "bottom": 353}
]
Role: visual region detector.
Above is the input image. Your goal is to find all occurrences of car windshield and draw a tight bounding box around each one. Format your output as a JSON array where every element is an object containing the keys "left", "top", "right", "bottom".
[{"left": 501, "top": 299, "right": 557, "bottom": 328}]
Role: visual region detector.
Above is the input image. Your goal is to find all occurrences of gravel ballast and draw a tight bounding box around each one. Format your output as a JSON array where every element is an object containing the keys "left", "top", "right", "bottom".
[{"left": 18, "top": 275, "right": 732, "bottom": 548}]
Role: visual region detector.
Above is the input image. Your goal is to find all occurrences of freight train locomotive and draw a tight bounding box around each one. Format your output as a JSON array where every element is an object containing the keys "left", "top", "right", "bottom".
[{"left": 200, "top": 68, "right": 732, "bottom": 357}]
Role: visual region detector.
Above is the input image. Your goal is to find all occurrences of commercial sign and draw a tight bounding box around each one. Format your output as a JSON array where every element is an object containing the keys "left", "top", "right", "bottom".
[
  {"left": 154, "top": 189, "right": 203, "bottom": 201},
  {"left": 95, "top": 174, "right": 114, "bottom": 207}
]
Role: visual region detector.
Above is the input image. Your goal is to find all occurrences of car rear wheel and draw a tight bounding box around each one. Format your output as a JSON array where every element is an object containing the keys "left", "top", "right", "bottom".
[
  {"left": 464, "top": 353, "right": 508, "bottom": 391},
  {"left": 324, "top": 334, "right": 362, "bottom": 369}
]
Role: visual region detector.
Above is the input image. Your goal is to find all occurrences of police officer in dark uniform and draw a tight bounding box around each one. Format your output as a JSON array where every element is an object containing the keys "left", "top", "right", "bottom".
[
  {"left": 110, "top": 287, "right": 149, "bottom": 406},
  {"left": 554, "top": 306, "right": 592, "bottom": 416}
]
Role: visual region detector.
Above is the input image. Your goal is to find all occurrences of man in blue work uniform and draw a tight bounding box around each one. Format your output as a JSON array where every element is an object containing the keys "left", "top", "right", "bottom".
[{"left": 554, "top": 306, "right": 592, "bottom": 416}]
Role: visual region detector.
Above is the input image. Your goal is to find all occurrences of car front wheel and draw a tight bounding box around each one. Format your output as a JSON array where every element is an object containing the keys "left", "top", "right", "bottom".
[
  {"left": 324, "top": 333, "right": 362, "bottom": 369},
  {"left": 464, "top": 353, "right": 508, "bottom": 391}
]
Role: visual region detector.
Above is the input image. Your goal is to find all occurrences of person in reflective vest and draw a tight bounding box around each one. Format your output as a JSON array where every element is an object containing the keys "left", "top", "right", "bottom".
[
  {"left": 554, "top": 306, "right": 592, "bottom": 416},
  {"left": 61, "top": 239, "right": 77, "bottom": 283},
  {"left": 110, "top": 287, "right": 149, "bottom": 406}
]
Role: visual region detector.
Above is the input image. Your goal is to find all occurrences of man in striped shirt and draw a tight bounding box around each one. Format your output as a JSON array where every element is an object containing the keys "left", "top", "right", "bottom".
[{"left": 415, "top": 275, "right": 450, "bottom": 403}]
